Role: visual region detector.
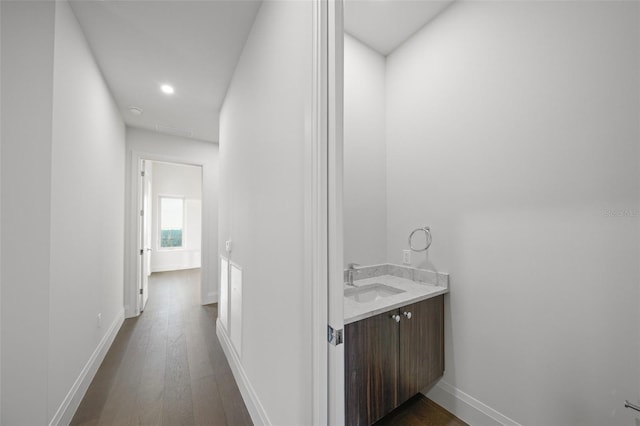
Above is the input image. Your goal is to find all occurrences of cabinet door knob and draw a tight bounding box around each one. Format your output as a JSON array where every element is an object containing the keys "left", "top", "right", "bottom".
[
  {"left": 403, "top": 311, "right": 412, "bottom": 319},
  {"left": 391, "top": 314, "right": 401, "bottom": 323}
]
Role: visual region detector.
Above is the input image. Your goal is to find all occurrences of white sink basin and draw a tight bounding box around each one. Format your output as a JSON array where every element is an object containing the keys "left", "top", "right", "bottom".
[{"left": 345, "top": 283, "right": 405, "bottom": 304}]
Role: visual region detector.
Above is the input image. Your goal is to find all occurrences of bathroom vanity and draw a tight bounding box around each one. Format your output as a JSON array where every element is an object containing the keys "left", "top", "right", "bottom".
[{"left": 343, "top": 265, "right": 448, "bottom": 426}]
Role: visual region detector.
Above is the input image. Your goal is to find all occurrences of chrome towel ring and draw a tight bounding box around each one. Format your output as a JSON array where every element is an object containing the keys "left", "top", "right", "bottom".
[{"left": 409, "top": 226, "right": 432, "bottom": 252}]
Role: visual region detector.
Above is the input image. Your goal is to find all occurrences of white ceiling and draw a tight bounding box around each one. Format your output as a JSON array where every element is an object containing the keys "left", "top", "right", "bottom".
[
  {"left": 70, "top": 0, "right": 262, "bottom": 143},
  {"left": 344, "top": 0, "right": 455, "bottom": 56}
]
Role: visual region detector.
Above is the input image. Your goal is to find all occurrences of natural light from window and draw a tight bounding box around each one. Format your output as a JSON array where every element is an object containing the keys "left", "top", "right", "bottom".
[{"left": 160, "top": 197, "right": 183, "bottom": 248}]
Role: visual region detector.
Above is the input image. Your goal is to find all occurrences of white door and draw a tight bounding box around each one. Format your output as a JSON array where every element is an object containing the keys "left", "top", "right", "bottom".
[{"left": 139, "top": 159, "right": 151, "bottom": 311}]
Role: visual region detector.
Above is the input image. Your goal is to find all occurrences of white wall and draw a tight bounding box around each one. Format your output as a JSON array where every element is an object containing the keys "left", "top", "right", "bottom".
[
  {"left": 1, "top": 2, "right": 55, "bottom": 423},
  {"left": 150, "top": 161, "right": 202, "bottom": 272},
  {"left": 218, "top": 0, "right": 313, "bottom": 424},
  {"left": 1, "top": 1, "right": 126, "bottom": 423},
  {"left": 343, "top": 34, "right": 387, "bottom": 266},
  {"left": 0, "top": 3, "right": 3, "bottom": 420},
  {"left": 384, "top": 2, "right": 640, "bottom": 425},
  {"left": 125, "top": 127, "right": 218, "bottom": 312},
  {"left": 48, "top": 1, "right": 126, "bottom": 421}
]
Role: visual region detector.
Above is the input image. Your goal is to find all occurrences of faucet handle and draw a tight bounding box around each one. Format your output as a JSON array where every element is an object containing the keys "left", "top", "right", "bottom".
[{"left": 347, "top": 262, "right": 360, "bottom": 270}]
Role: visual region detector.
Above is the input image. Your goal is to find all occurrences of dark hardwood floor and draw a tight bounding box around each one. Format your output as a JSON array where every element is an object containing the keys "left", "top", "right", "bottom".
[
  {"left": 72, "top": 270, "right": 464, "bottom": 426},
  {"left": 374, "top": 394, "right": 468, "bottom": 426},
  {"left": 71, "top": 269, "right": 253, "bottom": 426}
]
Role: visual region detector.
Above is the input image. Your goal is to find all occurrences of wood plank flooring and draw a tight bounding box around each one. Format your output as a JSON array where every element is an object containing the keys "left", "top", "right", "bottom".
[
  {"left": 374, "top": 394, "right": 468, "bottom": 426},
  {"left": 71, "top": 269, "right": 253, "bottom": 426},
  {"left": 72, "top": 269, "right": 465, "bottom": 426}
]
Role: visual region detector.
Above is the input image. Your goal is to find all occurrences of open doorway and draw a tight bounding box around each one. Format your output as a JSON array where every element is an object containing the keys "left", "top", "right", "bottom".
[
  {"left": 138, "top": 158, "right": 203, "bottom": 313},
  {"left": 125, "top": 132, "right": 218, "bottom": 320}
]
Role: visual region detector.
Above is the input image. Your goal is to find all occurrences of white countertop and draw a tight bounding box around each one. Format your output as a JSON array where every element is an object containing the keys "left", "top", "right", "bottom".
[{"left": 344, "top": 274, "right": 448, "bottom": 324}]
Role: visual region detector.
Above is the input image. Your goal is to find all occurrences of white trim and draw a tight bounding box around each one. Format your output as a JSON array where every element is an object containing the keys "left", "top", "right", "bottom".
[
  {"left": 327, "top": 0, "right": 345, "bottom": 424},
  {"left": 127, "top": 154, "right": 148, "bottom": 317},
  {"left": 124, "top": 304, "right": 134, "bottom": 319},
  {"left": 426, "top": 380, "right": 522, "bottom": 426},
  {"left": 126, "top": 149, "right": 211, "bottom": 318},
  {"left": 216, "top": 321, "right": 271, "bottom": 426},
  {"left": 202, "top": 291, "right": 218, "bottom": 305},
  {"left": 49, "top": 309, "right": 125, "bottom": 426},
  {"left": 309, "top": 0, "right": 329, "bottom": 424}
]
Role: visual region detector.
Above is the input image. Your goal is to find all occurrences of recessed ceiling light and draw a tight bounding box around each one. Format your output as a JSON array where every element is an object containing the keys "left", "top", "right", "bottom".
[
  {"left": 161, "top": 84, "right": 175, "bottom": 95},
  {"left": 128, "top": 106, "right": 143, "bottom": 116}
]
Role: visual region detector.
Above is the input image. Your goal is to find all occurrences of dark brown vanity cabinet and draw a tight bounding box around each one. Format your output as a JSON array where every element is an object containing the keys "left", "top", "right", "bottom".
[{"left": 345, "top": 295, "right": 444, "bottom": 426}]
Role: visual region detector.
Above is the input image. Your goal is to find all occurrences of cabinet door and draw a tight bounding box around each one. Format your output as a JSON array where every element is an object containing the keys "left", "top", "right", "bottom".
[
  {"left": 398, "top": 295, "right": 444, "bottom": 404},
  {"left": 345, "top": 310, "right": 399, "bottom": 426}
]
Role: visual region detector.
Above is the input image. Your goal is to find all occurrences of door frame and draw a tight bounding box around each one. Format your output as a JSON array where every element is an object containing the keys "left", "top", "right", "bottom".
[
  {"left": 326, "top": 0, "right": 345, "bottom": 423},
  {"left": 310, "top": 0, "right": 344, "bottom": 424},
  {"left": 310, "top": 0, "right": 329, "bottom": 424},
  {"left": 126, "top": 150, "right": 206, "bottom": 318},
  {"left": 139, "top": 158, "right": 151, "bottom": 311}
]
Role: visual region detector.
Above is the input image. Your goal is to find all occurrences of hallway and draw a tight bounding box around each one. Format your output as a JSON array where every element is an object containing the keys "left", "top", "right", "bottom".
[{"left": 71, "top": 269, "right": 252, "bottom": 426}]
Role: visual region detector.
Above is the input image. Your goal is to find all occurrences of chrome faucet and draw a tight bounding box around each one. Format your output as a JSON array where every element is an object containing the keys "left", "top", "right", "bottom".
[{"left": 346, "top": 263, "right": 361, "bottom": 286}]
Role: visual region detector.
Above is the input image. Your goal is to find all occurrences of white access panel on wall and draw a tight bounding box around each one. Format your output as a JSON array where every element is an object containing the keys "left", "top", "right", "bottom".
[
  {"left": 230, "top": 262, "right": 242, "bottom": 356},
  {"left": 219, "top": 256, "right": 229, "bottom": 330}
]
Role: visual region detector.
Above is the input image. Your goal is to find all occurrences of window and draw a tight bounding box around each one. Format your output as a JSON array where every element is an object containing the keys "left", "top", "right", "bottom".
[{"left": 159, "top": 197, "right": 184, "bottom": 248}]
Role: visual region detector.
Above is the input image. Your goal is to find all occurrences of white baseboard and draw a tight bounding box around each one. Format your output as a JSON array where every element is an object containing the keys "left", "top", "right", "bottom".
[
  {"left": 216, "top": 322, "right": 271, "bottom": 426},
  {"left": 49, "top": 308, "right": 125, "bottom": 426},
  {"left": 124, "top": 304, "right": 136, "bottom": 319},
  {"left": 202, "top": 291, "right": 218, "bottom": 305},
  {"left": 425, "top": 380, "right": 522, "bottom": 426}
]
